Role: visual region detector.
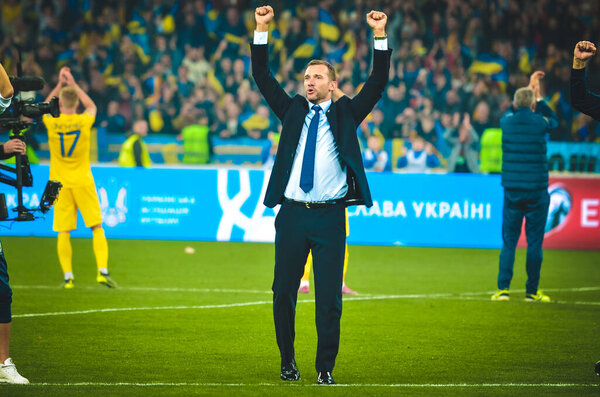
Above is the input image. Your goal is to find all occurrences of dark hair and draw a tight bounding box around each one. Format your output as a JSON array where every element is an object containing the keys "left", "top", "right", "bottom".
[{"left": 305, "top": 59, "right": 337, "bottom": 81}]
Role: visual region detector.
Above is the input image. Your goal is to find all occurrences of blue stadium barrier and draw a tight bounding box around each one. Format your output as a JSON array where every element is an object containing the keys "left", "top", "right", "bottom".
[
  {"left": 0, "top": 165, "right": 504, "bottom": 248},
  {"left": 547, "top": 142, "right": 600, "bottom": 172}
]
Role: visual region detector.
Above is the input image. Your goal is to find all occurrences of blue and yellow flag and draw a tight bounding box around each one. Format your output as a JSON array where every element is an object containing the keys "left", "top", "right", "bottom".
[
  {"left": 469, "top": 53, "right": 508, "bottom": 91},
  {"left": 468, "top": 54, "right": 506, "bottom": 75},
  {"left": 57, "top": 49, "right": 75, "bottom": 68},
  {"left": 204, "top": 2, "right": 220, "bottom": 39},
  {"left": 127, "top": 11, "right": 151, "bottom": 64},
  {"left": 518, "top": 45, "right": 536, "bottom": 74},
  {"left": 292, "top": 38, "right": 317, "bottom": 59},
  {"left": 318, "top": 8, "right": 340, "bottom": 42},
  {"left": 342, "top": 31, "right": 356, "bottom": 61}
]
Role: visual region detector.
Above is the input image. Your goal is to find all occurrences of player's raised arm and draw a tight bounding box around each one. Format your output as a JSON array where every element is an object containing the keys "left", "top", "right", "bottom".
[{"left": 255, "top": 5, "right": 274, "bottom": 32}]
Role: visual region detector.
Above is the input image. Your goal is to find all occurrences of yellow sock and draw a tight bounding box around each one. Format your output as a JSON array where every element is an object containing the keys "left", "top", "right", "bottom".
[
  {"left": 342, "top": 244, "right": 349, "bottom": 284},
  {"left": 301, "top": 252, "right": 312, "bottom": 282},
  {"left": 57, "top": 232, "right": 72, "bottom": 275},
  {"left": 92, "top": 227, "right": 109, "bottom": 271}
]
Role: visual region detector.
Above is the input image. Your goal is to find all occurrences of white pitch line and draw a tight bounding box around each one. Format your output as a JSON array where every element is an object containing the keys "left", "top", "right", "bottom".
[
  {"left": 11, "top": 285, "right": 272, "bottom": 294},
  {"left": 11, "top": 290, "right": 600, "bottom": 319},
  {"left": 12, "top": 300, "right": 273, "bottom": 318},
  {"left": 12, "top": 284, "right": 600, "bottom": 296},
  {"left": 16, "top": 381, "right": 599, "bottom": 388}
]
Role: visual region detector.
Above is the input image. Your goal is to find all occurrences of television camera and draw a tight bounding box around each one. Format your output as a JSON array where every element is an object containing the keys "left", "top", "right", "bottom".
[{"left": 0, "top": 74, "right": 62, "bottom": 221}]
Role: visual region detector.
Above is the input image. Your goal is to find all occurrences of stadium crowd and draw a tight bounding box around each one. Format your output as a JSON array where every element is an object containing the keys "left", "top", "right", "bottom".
[{"left": 0, "top": 0, "right": 599, "bottom": 171}]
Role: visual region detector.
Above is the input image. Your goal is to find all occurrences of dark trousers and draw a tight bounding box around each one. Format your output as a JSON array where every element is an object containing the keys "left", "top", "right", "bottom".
[
  {"left": 0, "top": 240, "right": 12, "bottom": 323},
  {"left": 497, "top": 188, "right": 550, "bottom": 294},
  {"left": 273, "top": 201, "right": 346, "bottom": 373}
]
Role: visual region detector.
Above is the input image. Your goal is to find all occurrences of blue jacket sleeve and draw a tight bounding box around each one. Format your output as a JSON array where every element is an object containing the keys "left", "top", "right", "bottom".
[{"left": 535, "top": 100, "right": 559, "bottom": 130}]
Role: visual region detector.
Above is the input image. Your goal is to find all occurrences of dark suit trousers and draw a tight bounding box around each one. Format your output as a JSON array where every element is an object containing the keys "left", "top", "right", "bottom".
[
  {"left": 273, "top": 201, "right": 346, "bottom": 373},
  {"left": 497, "top": 188, "right": 550, "bottom": 294}
]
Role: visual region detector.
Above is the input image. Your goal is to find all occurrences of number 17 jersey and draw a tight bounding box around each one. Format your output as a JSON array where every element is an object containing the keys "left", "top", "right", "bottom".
[{"left": 43, "top": 112, "right": 95, "bottom": 188}]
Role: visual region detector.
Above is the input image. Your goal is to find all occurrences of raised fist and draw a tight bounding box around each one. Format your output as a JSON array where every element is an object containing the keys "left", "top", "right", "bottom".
[
  {"left": 255, "top": 5, "right": 274, "bottom": 31},
  {"left": 366, "top": 10, "right": 387, "bottom": 35},
  {"left": 574, "top": 41, "right": 596, "bottom": 61}
]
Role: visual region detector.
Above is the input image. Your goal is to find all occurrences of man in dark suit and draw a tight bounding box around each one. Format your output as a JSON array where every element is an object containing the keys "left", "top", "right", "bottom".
[
  {"left": 570, "top": 40, "right": 600, "bottom": 378},
  {"left": 251, "top": 5, "right": 391, "bottom": 385},
  {"left": 571, "top": 40, "right": 600, "bottom": 120}
]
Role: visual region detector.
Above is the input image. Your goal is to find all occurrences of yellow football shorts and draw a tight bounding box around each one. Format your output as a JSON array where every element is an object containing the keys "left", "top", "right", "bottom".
[{"left": 53, "top": 184, "right": 103, "bottom": 232}]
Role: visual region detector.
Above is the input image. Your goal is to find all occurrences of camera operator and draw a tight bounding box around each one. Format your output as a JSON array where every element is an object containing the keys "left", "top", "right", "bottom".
[{"left": 0, "top": 61, "right": 29, "bottom": 384}]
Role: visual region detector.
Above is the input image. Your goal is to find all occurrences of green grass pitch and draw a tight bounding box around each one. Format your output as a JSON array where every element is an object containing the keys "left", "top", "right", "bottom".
[{"left": 0, "top": 236, "right": 599, "bottom": 396}]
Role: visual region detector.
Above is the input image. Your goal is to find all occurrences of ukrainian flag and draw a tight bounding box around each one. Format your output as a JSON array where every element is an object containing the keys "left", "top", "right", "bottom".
[
  {"left": 318, "top": 8, "right": 340, "bottom": 42},
  {"left": 469, "top": 53, "right": 508, "bottom": 91},
  {"left": 292, "top": 38, "right": 317, "bottom": 59},
  {"left": 518, "top": 45, "right": 536, "bottom": 74},
  {"left": 204, "top": 6, "right": 220, "bottom": 39},
  {"left": 469, "top": 54, "right": 506, "bottom": 75},
  {"left": 127, "top": 11, "right": 150, "bottom": 64},
  {"left": 207, "top": 71, "right": 225, "bottom": 96},
  {"left": 57, "top": 49, "right": 75, "bottom": 68},
  {"left": 224, "top": 32, "right": 244, "bottom": 45},
  {"left": 241, "top": 113, "right": 270, "bottom": 131},
  {"left": 325, "top": 46, "right": 345, "bottom": 64},
  {"left": 82, "top": 0, "right": 92, "bottom": 22},
  {"left": 342, "top": 31, "right": 356, "bottom": 61}
]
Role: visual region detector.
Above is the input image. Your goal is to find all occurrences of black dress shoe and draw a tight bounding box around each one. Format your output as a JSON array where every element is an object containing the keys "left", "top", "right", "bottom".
[
  {"left": 280, "top": 359, "right": 300, "bottom": 381},
  {"left": 317, "top": 371, "right": 335, "bottom": 385}
]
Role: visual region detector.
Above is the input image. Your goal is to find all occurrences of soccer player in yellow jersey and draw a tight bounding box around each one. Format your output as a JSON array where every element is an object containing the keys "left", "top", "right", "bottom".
[
  {"left": 298, "top": 209, "right": 357, "bottom": 295},
  {"left": 43, "top": 67, "right": 116, "bottom": 289}
]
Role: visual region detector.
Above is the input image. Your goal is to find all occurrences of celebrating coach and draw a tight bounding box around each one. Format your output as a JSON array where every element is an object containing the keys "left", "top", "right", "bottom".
[
  {"left": 571, "top": 40, "right": 600, "bottom": 120},
  {"left": 251, "top": 5, "right": 391, "bottom": 385},
  {"left": 571, "top": 40, "right": 600, "bottom": 377}
]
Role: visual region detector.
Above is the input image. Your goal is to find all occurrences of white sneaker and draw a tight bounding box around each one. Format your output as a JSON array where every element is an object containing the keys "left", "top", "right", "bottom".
[{"left": 0, "top": 358, "right": 29, "bottom": 384}]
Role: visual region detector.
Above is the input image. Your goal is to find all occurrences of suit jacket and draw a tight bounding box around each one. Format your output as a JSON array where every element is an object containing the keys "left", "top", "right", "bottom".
[
  {"left": 571, "top": 67, "right": 600, "bottom": 121},
  {"left": 251, "top": 44, "right": 392, "bottom": 208}
]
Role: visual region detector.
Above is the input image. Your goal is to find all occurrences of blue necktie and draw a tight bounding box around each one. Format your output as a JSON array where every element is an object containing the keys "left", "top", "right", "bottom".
[{"left": 299, "top": 105, "right": 321, "bottom": 193}]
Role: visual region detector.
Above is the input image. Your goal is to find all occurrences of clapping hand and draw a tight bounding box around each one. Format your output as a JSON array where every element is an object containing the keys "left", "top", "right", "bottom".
[
  {"left": 528, "top": 70, "right": 545, "bottom": 99},
  {"left": 59, "top": 67, "right": 75, "bottom": 86}
]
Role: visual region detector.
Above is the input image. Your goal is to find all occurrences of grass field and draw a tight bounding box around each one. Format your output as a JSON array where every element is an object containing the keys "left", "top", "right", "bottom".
[{"left": 0, "top": 236, "right": 598, "bottom": 396}]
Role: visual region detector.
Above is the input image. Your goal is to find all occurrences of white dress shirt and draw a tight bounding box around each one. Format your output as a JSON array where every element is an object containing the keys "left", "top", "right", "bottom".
[{"left": 283, "top": 99, "right": 348, "bottom": 201}]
